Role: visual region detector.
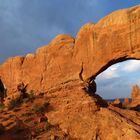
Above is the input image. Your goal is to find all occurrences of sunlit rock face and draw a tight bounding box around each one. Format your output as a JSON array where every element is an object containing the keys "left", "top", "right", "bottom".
[
  {"left": 0, "top": 34, "right": 77, "bottom": 96},
  {"left": 0, "top": 5, "right": 140, "bottom": 96},
  {"left": 0, "top": 5, "right": 140, "bottom": 140},
  {"left": 131, "top": 84, "right": 140, "bottom": 107},
  {"left": 74, "top": 5, "right": 140, "bottom": 80}
]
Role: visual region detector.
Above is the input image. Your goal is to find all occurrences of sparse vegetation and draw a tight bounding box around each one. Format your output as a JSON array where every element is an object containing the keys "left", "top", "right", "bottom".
[
  {"left": 23, "top": 91, "right": 36, "bottom": 103},
  {"left": 44, "top": 120, "right": 52, "bottom": 131},
  {"left": 31, "top": 102, "right": 50, "bottom": 115},
  {"left": 7, "top": 90, "right": 36, "bottom": 110},
  {"left": 7, "top": 96, "right": 23, "bottom": 110},
  {"left": 0, "top": 123, "right": 5, "bottom": 134},
  {"left": 0, "top": 103, "right": 5, "bottom": 111},
  {"left": 28, "top": 90, "right": 35, "bottom": 99}
]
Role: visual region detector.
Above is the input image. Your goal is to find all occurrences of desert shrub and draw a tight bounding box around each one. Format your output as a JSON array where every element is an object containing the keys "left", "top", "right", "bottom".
[
  {"left": 23, "top": 91, "right": 35, "bottom": 103},
  {"left": 44, "top": 120, "right": 52, "bottom": 131},
  {"left": 0, "top": 103, "right": 5, "bottom": 111},
  {"left": 7, "top": 96, "right": 23, "bottom": 110},
  {"left": 28, "top": 90, "right": 35, "bottom": 99},
  {"left": 32, "top": 102, "right": 50, "bottom": 114},
  {"left": 0, "top": 123, "right": 5, "bottom": 134},
  {"left": 8, "top": 91, "right": 36, "bottom": 110}
]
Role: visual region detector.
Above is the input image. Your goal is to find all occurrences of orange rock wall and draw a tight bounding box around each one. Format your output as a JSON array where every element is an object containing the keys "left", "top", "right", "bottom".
[{"left": 0, "top": 5, "right": 140, "bottom": 95}]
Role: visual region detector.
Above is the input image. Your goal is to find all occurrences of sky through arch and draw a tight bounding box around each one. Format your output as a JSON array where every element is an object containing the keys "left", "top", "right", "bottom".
[{"left": 96, "top": 60, "right": 140, "bottom": 99}]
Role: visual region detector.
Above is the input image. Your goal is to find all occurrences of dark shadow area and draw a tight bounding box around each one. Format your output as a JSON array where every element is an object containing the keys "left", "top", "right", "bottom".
[
  {"left": 0, "top": 125, "right": 31, "bottom": 140},
  {"left": 130, "top": 105, "right": 140, "bottom": 111},
  {"left": 82, "top": 79, "right": 108, "bottom": 107}
]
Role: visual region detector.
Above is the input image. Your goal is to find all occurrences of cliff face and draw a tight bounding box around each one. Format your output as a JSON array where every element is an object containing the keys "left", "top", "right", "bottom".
[
  {"left": 0, "top": 5, "right": 140, "bottom": 140},
  {"left": 74, "top": 5, "right": 140, "bottom": 79},
  {"left": 0, "top": 34, "right": 77, "bottom": 96},
  {"left": 0, "top": 5, "right": 140, "bottom": 96}
]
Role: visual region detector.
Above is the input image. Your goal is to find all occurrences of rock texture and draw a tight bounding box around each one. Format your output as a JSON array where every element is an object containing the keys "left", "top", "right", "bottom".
[
  {"left": 74, "top": 5, "right": 140, "bottom": 81},
  {"left": 44, "top": 83, "right": 140, "bottom": 140},
  {"left": 0, "top": 5, "right": 140, "bottom": 95},
  {"left": 1, "top": 82, "right": 140, "bottom": 140},
  {"left": 0, "top": 34, "right": 77, "bottom": 97},
  {"left": 112, "top": 98, "right": 122, "bottom": 108},
  {"left": 0, "top": 4, "right": 140, "bottom": 140},
  {"left": 124, "top": 98, "right": 130, "bottom": 105},
  {"left": 131, "top": 84, "right": 140, "bottom": 107}
]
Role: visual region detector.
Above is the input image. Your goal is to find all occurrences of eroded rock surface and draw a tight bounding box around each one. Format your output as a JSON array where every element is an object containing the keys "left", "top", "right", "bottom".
[
  {"left": 131, "top": 84, "right": 140, "bottom": 107},
  {"left": 74, "top": 5, "right": 140, "bottom": 80},
  {"left": 0, "top": 4, "right": 140, "bottom": 140},
  {"left": 124, "top": 98, "right": 130, "bottom": 105},
  {"left": 0, "top": 5, "right": 140, "bottom": 96}
]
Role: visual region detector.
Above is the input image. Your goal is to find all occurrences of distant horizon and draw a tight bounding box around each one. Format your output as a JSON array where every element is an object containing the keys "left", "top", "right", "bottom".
[{"left": 96, "top": 60, "right": 140, "bottom": 99}]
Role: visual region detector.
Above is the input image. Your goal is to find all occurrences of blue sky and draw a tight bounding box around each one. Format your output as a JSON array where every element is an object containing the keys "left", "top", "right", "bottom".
[
  {"left": 96, "top": 60, "right": 140, "bottom": 99},
  {"left": 0, "top": 0, "right": 140, "bottom": 99}
]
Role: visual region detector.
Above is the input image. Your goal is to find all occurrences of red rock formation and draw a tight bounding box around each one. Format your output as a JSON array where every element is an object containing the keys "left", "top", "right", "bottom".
[
  {"left": 131, "top": 84, "right": 140, "bottom": 107},
  {"left": 0, "top": 34, "right": 77, "bottom": 97},
  {"left": 124, "top": 98, "right": 130, "bottom": 104},
  {"left": 112, "top": 98, "right": 122, "bottom": 108},
  {"left": 124, "top": 98, "right": 130, "bottom": 105},
  {"left": 44, "top": 83, "right": 140, "bottom": 140},
  {"left": 0, "top": 5, "right": 140, "bottom": 140},
  {"left": 0, "top": 5, "right": 140, "bottom": 96},
  {"left": 131, "top": 85, "right": 140, "bottom": 99},
  {"left": 74, "top": 5, "right": 140, "bottom": 80}
]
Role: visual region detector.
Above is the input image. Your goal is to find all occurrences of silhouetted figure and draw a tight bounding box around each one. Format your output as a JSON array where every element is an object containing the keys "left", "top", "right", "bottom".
[
  {"left": 17, "top": 82, "right": 28, "bottom": 98},
  {"left": 0, "top": 78, "right": 7, "bottom": 104}
]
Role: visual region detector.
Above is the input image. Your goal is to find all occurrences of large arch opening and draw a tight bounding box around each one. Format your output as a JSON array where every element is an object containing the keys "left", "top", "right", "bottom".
[{"left": 95, "top": 60, "right": 140, "bottom": 100}]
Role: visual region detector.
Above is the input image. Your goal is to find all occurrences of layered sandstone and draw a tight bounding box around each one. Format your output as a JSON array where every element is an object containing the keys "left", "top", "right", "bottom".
[
  {"left": 131, "top": 84, "right": 140, "bottom": 107},
  {"left": 74, "top": 5, "right": 140, "bottom": 80},
  {"left": 44, "top": 83, "right": 140, "bottom": 140},
  {"left": 0, "top": 34, "right": 77, "bottom": 97},
  {"left": 0, "top": 4, "right": 140, "bottom": 140},
  {"left": 0, "top": 5, "right": 140, "bottom": 95}
]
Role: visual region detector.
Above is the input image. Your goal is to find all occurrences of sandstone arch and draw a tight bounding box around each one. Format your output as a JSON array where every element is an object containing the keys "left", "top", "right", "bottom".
[
  {"left": 0, "top": 5, "right": 140, "bottom": 95},
  {"left": 74, "top": 5, "right": 140, "bottom": 81}
]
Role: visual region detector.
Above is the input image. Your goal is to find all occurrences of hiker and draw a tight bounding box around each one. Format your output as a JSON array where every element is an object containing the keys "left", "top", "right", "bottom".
[
  {"left": 0, "top": 78, "right": 7, "bottom": 104},
  {"left": 17, "top": 82, "right": 28, "bottom": 98}
]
